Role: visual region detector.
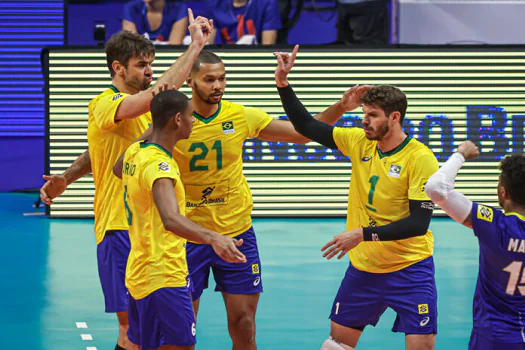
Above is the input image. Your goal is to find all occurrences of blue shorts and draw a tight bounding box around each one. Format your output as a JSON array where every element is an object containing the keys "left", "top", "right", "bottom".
[
  {"left": 469, "top": 332, "right": 525, "bottom": 350},
  {"left": 186, "top": 227, "right": 263, "bottom": 301},
  {"left": 127, "top": 287, "right": 196, "bottom": 348},
  {"left": 330, "top": 256, "right": 437, "bottom": 334},
  {"left": 96, "top": 230, "right": 130, "bottom": 313}
]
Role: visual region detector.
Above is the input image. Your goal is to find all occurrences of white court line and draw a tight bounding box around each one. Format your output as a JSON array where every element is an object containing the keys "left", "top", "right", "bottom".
[
  {"left": 86, "top": 347, "right": 97, "bottom": 350},
  {"left": 76, "top": 322, "right": 88, "bottom": 328},
  {"left": 80, "top": 334, "right": 93, "bottom": 340}
]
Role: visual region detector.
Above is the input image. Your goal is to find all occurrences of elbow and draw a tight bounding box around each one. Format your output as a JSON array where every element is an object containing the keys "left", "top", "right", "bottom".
[
  {"left": 163, "top": 215, "right": 182, "bottom": 234},
  {"left": 112, "top": 165, "right": 122, "bottom": 179},
  {"left": 413, "top": 223, "right": 430, "bottom": 237},
  {"left": 424, "top": 175, "right": 446, "bottom": 203}
]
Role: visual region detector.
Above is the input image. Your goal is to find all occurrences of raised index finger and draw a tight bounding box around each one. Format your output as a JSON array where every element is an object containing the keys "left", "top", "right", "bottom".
[
  {"left": 188, "top": 8, "right": 195, "bottom": 23},
  {"left": 290, "top": 44, "right": 299, "bottom": 62}
]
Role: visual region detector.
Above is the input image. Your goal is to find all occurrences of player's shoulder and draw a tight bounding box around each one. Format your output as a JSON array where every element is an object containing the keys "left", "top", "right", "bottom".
[
  {"left": 221, "top": 99, "right": 247, "bottom": 114},
  {"left": 89, "top": 87, "right": 123, "bottom": 109},
  {"left": 473, "top": 203, "right": 505, "bottom": 226},
  {"left": 221, "top": 99, "right": 268, "bottom": 120},
  {"left": 407, "top": 137, "right": 436, "bottom": 159},
  {"left": 334, "top": 127, "right": 367, "bottom": 142}
]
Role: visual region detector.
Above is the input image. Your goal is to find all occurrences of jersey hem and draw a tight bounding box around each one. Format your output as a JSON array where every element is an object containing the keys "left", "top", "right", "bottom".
[
  {"left": 350, "top": 253, "right": 433, "bottom": 273},
  {"left": 96, "top": 225, "right": 130, "bottom": 245},
  {"left": 127, "top": 281, "right": 188, "bottom": 300}
]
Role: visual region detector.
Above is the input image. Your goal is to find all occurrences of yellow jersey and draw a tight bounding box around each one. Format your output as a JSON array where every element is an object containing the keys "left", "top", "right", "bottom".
[
  {"left": 87, "top": 86, "right": 151, "bottom": 244},
  {"left": 123, "top": 141, "right": 188, "bottom": 299},
  {"left": 333, "top": 127, "right": 439, "bottom": 273},
  {"left": 173, "top": 100, "right": 273, "bottom": 239}
]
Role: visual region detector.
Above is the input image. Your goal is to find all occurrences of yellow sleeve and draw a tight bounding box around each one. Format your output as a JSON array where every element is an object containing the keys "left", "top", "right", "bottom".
[
  {"left": 92, "top": 92, "right": 129, "bottom": 131},
  {"left": 408, "top": 150, "right": 439, "bottom": 201},
  {"left": 244, "top": 106, "right": 273, "bottom": 138},
  {"left": 141, "top": 158, "right": 180, "bottom": 191},
  {"left": 333, "top": 127, "right": 366, "bottom": 160}
]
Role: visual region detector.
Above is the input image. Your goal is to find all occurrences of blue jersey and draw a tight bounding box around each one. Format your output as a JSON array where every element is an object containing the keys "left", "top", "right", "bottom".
[
  {"left": 471, "top": 202, "right": 525, "bottom": 343},
  {"left": 122, "top": 0, "right": 187, "bottom": 42},
  {"left": 202, "top": 0, "right": 281, "bottom": 44}
]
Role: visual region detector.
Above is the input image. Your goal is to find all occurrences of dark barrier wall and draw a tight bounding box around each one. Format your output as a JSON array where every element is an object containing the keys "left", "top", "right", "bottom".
[
  {"left": 66, "top": 0, "right": 338, "bottom": 46},
  {"left": 45, "top": 47, "right": 525, "bottom": 217},
  {"left": 0, "top": 0, "right": 64, "bottom": 192}
]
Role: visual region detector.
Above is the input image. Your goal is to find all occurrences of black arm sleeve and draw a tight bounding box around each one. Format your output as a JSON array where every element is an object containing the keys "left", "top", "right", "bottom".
[
  {"left": 362, "top": 200, "right": 434, "bottom": 241},
  {"left": 277, "top": 85, "right": 338, "bottom": 149}
]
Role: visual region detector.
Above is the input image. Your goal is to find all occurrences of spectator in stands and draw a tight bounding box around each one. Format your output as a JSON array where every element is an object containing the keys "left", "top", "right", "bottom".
[
  {"left": 122, "top": 0, "right": 188, "bottom": 45},
  {"left": 336, "top": 0, "right": 389, "bottom": 45},
  {"left": 203, "top": 0, "right": 281, "bottom": 45}
]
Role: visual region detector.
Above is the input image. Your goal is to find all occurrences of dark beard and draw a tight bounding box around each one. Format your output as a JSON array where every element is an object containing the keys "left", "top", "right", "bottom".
[
  {"left": 365, "top": 121, "right": 389, "bottom": 141},
  {"left": 194, "top": 82, "right": 220, "bottom": 105}
]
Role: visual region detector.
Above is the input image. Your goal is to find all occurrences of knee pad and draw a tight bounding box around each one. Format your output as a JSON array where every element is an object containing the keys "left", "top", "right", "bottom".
[{"left": 321, "top": 336, "right": 355, "bottom": 350}]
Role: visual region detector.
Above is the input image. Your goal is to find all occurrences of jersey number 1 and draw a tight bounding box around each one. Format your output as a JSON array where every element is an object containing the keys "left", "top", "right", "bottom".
[
  {"left": 367, "top": 175, "right": 379, "bottom": 212},
  {"left": 189, "top": 140, "right": 223, "bottom": 172},
  {"left": 503, "top": 261, "right": 525, "bottom": 296}
]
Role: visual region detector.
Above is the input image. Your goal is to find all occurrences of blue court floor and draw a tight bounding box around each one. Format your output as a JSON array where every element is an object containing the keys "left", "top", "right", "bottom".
[{"left": 0, "top": 193, "right": 478, "bottom": 350}]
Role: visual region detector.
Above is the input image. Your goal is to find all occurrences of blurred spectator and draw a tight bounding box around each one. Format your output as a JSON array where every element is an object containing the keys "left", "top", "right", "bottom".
[
  {"left": 336, "top": 0, "right": 389, "bottom": 45},
  {"left": 203, "top": 0, "right": 281, "bottom": 45},
  {"left": 122, "top": 0, "right": 188, "bottom": 45}
]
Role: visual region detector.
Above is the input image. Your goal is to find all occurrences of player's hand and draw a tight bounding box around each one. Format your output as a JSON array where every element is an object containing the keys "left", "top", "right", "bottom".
[
  {"left": 321, "top": 228, "right": 364, "bottom": 260},
  {"left": 188, "top": 8, "right": 213, "bottom": 47},
  {"left": 339, "top": 84, "right": 372, "bottom": 111},
  {"left": 40, "top": 174, "right": 67, "bottom": 205},
  {"left": 211, "top": 236, "right": 247, "bottom": 263},
  {"left": 273, "top": 45, "right": 299, "bottom": 88},
  {"left": 457, "top": 140, "right": 480, "bottom": 161},
  {"left": 151, "top": 82, "right": 177, "bottom": 97}
]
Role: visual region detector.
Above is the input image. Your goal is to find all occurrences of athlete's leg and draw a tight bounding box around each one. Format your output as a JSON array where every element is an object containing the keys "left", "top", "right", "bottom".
[
  {"left": 222, "top": 292, "right": 260, "bottom": 350},
  {"left": 212, "top": 228, "right": 262, "bottom": 350},
  {"left": 327, "top": 321, "right": 363, "bottom": 348},
  {"left": 325, "top": 261, "right": 387, "bottom": 349},
  {"left": 405, "top": 334, "right": 435, "bottom": 350},
  {"left": 386, "top": 257, "right": 437, "bottom": 350},
  {"left": 97, "top": 230, "right": 133, "bottom": 349}
]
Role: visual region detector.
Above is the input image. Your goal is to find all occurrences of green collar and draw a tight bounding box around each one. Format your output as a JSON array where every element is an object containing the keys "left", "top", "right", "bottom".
[
  {"left": 109, "top": 85, "right": 119, "bottom": 93},
  {"left": 193, "top": 102, "right": 222, "bottom": 124},
  {"left": 140, "top": 141, "right": 172, "bottom": 159},
  {"left": 377, "top": 136, "right": 412, "bottom": 159}
]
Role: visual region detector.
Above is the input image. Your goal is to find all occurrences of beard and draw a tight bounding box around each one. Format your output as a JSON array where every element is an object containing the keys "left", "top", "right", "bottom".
[
  {"left": 125, "top": 74, "right": 151, "bottom": 91},
  {"left": 194, "top": 82, "right": 222, "bottom": 105},
  {"left": 365, "top": 120, "right": 390, "bottom": 141}
]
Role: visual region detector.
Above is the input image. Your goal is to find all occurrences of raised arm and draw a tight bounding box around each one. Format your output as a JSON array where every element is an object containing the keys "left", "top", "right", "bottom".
[
  {"left": 271, "top": 45, "right": 369, "bottom": 147},
  {"left": 152, "top": 178, "right": 246, "bottom": 263},
  {"left": 425, "top": 141, "right": 479, "bottom": 228},
  {"left": 40, "top": 150, "right": 91, "bottom": 205},
  {"left": 115, "top": 9, "right": 213, "bottom": 121}
]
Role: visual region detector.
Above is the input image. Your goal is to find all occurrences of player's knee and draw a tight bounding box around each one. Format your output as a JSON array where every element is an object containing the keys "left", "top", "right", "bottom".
[
  {"left": 321, "top": 336, "right": 355, "bottom": 350},
  {"left": 229, "top": 313, "right": 256, "bottom": 338}
]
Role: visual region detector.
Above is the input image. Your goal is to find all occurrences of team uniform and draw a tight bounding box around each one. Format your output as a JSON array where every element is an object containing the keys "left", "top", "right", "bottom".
[
  {"left": 123, "top": 141, "right": 196, "bottom": 348},
  {"left": 468, "top": 203, "right": 525, "bottom": 349},
  {"left": 87, "top": 85, "right": 150, "bottom": 312},
  {"left": 173, "top": 100, "right": 273, "bottom": 300},
  {"left": 202, "top": 0, "right": 281, "bottom": 45},
  {"left": 330, "top": 127, "right": 439, "bottom": 333}
]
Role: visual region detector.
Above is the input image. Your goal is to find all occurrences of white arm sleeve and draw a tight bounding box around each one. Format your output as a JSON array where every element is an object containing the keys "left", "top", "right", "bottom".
[{"left": 425, "top": 152, "right": 473, "bottom": 223}]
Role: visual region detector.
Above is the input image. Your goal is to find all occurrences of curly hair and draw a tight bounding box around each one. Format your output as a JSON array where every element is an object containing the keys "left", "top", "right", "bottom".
[
  {"left": 104, "top": 30, "right": 155, "bottom": 78},
  {"left": 361, "top": 85, "right": 408, "bottom": 123},
  {"left": 499, "top": 154, "right": 525, "bottom": 206}
]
